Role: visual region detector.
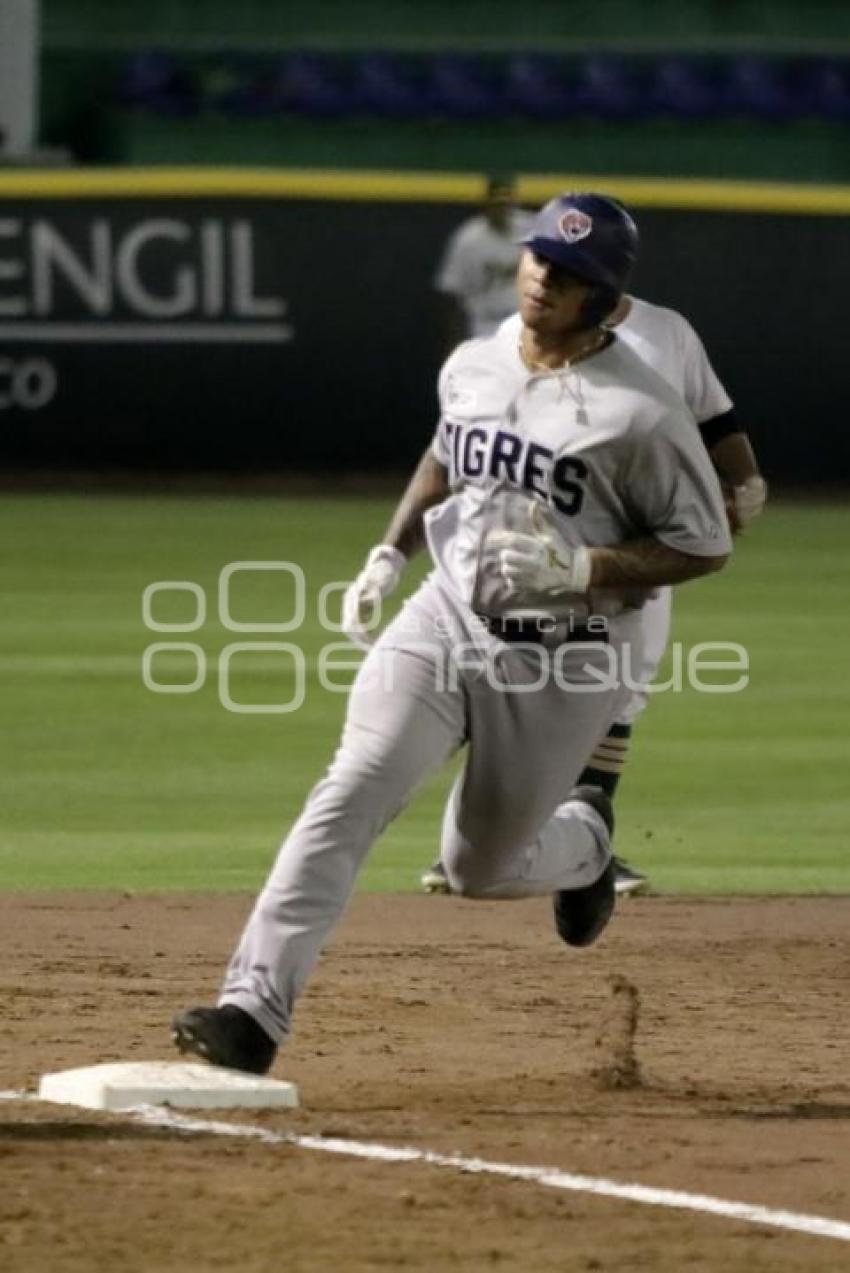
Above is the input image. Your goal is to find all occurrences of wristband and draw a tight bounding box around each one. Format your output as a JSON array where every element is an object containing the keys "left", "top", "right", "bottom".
[
  {"left": 569, "top": 546, "right": 593, "bottom": 593},
  {"left": 366, "top": 545, "right": 407, "bottom": 572}
]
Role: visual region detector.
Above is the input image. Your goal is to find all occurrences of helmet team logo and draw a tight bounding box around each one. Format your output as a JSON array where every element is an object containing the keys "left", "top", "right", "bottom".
[{"left": 558, "top": 208, "right": 593, "bottom": 244}]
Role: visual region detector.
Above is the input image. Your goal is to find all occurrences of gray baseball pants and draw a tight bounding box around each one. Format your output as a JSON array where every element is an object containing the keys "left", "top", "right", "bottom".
[{"left": 220, "top": 576, "right": 642, "bottom": 1043}]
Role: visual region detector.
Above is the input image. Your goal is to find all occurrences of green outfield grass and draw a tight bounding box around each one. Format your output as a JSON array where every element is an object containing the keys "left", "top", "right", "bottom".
[{"left": 0, "top": 492, "right": 846, "bottom": 894}]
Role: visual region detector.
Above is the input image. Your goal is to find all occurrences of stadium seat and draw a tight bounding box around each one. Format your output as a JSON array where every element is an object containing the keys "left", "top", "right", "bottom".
[
  {"left": 428, "top": 54, "right": 505, "bottom": 119},
  {"left": 795, "top": 57, "right": 850, "bottom": 122},
  {"left": 505, "top": 54, "right": 575, "bottom": 119},
  {"left": 573, "top": 54, "right": 644, "bottom": 119},
  {"left": 650, "top": 56, "right": 721, "bottom": 120},
  {"left": 201, "top": 55, "right": 276, "bottom": 117},
  {"left": 720, "top": 55, "right": 794, "bottom": 120},
  {"left": 117, "top": 50, "right": 197, "bottom": 116},
  {"left": 352, "top": 53, "right": 428, "bottom": 117},
  {"left": 270, "top": 53, "right": 355, "bottom": 117}
]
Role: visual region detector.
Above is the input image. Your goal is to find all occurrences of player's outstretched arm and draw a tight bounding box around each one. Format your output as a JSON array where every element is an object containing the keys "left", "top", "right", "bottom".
[
  {"left": 341, "top": 451, "right": 449, "bottom": 649},
  {"left": 381, "top": 449, "right": 450, "bottom": 559}
]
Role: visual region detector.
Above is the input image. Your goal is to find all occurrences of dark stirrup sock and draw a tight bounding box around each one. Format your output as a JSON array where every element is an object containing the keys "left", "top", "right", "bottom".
[{"left": 576, "top": 722, "right": 633, "bottom": 799}]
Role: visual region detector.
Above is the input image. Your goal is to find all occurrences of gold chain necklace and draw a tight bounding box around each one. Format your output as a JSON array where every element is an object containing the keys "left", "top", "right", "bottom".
[{"left": 519, "top": 328, "right": 609, "bottom": 373}]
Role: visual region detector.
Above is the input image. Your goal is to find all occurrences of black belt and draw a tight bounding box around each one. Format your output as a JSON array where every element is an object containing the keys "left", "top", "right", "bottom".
[{"left": 478, "top": 615, "right": 609, "bottom": 645}]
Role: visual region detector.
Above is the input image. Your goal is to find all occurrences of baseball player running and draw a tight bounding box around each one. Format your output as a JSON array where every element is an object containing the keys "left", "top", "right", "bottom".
[
  {"left": 421, "top": 290, "right": 766, "bottom": 897},
  {"left": 173, "top": 193, "right": 732, "bottom": 1075}
]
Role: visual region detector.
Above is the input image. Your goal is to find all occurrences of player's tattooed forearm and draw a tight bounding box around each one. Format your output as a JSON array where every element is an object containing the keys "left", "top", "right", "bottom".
[{"left": 590, "top": 537, "right": 729, "bottom": 589}]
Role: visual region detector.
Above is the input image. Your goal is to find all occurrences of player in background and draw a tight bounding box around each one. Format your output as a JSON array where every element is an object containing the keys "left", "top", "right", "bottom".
[
  {"left": 434, "top": 173, "right": 534, "bottom": 354},
  {"left": 420, "top": 292, "right": 767, "bottom": 897},
  {"left": 172, "top": 193, "right": 733, "bottom": 1076}
]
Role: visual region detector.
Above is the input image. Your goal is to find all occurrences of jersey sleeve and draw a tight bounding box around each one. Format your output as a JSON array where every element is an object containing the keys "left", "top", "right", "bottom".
[
  {"left": 430, "top": 347, "right": 463, "bottom": 464},
  {"left": 677, "top": 317, "right": 733, "bottom": 423},
  {"left": 622, "top": 408, "right": 733, "bottom": 557},
  {"left": 431, "top": 419, "right": 452, "bottom": 465}
]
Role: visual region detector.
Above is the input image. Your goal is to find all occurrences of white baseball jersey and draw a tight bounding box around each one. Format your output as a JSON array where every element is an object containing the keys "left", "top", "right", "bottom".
[
  {"left": 500, "top": 298, "right": 733, "bottom": 424},
  {"left": 434, "top": 209, "right": 536, "bottom": 337},
  {"left": 609, "top": 297, "right": 732, "bottom": 423},
  {"left": 492, "top": 300, "right": 734, "bottom": 721},
  {"left": 425, "top": 321, "right": 732, "bottom": 622}
]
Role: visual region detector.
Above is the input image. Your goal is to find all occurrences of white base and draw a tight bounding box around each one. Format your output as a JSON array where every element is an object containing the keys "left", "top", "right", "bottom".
[{"left": 38, "top": 1061, "right": 299, "bottom": 1112}]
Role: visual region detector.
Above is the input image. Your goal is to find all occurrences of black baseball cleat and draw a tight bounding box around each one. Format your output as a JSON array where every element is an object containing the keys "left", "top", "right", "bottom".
[
  {"left": 171, "top": 1005, "right": 276, "bottom": 1075},
  {"left": 553, "top": 785, "right": 616, "bottom": 948}
]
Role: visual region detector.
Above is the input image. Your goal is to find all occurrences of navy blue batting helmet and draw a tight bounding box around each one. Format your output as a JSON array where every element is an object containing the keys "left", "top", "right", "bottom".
[{"left": 520, "top": 193, "right": 639, "bottom": 294}]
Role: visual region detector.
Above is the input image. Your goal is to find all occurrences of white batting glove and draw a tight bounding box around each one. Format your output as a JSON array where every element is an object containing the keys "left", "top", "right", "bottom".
[
  {"left": 342, "top": 545, "right": 407, "bottom": 650},
  {"left": 493, "top": 530, "right": 593, "bottom": 597},
  {"left": 731, "top": 474, "right": 767, "bottom": 529}
]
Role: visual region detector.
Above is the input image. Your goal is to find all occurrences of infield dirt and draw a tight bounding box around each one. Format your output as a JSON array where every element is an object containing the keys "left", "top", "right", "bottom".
[{"left": 1, "top": 893, "right": 848, "bottom": 1272}]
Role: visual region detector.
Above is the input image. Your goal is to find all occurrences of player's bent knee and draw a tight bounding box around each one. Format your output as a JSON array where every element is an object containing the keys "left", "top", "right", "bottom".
[
  {"left": 446, "top": 872, "right": 489, "bottom": 899},
  {"left": 442, "top": 846, "right": 508, "bottom": 898}
]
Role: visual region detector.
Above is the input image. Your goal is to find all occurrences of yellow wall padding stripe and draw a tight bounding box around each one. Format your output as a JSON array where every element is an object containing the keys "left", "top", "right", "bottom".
[
  {"left": 0, "top": 168, "right": 847, "bottom": 215},
  {"left": 520, "top": 175, "right": 850, "bottom": 215}
]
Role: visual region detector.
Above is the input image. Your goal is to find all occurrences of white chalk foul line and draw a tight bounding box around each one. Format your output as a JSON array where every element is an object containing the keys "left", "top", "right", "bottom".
[
  {"left": 2, "top": 1091, "right": 848, "bottom": 1245},
  {"left": 134, "top": 1105, "right": 850, "bottom": 1245}
]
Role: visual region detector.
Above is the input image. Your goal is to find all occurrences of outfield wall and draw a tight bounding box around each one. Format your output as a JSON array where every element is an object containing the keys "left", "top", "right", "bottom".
[{"left": 0, "top": 169, "right": 847, "bottom": 482}]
